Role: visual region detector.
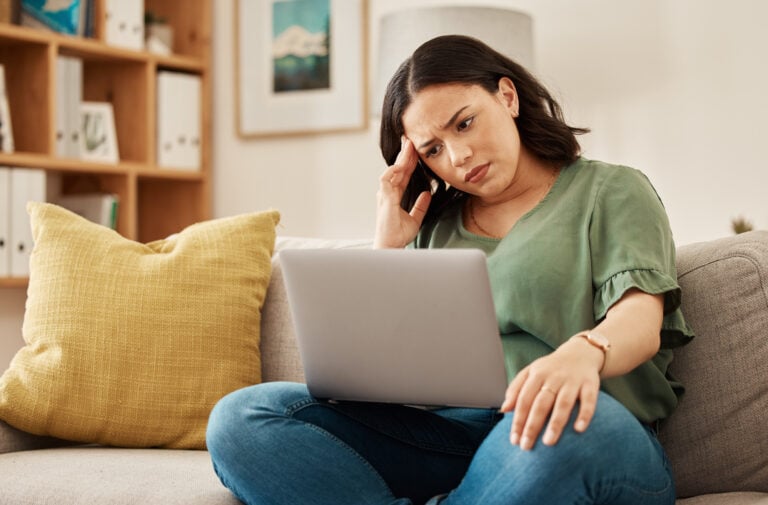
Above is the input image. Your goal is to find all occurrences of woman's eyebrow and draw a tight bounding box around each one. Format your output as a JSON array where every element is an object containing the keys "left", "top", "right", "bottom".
[{"left": 417, "top": 105, "right": 470, "bottom": 150}]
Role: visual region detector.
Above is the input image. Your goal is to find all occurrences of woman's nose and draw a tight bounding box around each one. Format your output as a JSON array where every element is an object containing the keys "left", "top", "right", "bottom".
[{"left": 448, "top": 142, "right": 472, "bottom": 167}]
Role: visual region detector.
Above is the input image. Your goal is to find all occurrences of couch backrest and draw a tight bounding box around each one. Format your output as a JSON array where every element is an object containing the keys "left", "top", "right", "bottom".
[
  {"left": 260, "top": 237, "right": 372, "bottom": 384},
  {"left": 658, "top": 230, "right": 768, "bottom": 497},
  {"left": 260, "top": 255, "right": 305, "bottom": 384}
]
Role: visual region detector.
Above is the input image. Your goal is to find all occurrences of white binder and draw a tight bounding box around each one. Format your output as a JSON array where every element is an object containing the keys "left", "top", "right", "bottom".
[
  {"left": 9, "top": 168, "right": 46, "bottom": 277},
  {"left": 67, "top": 57, "right": 83, "bottom": 158},
  {"left": 55, "top": 56, "right": 83, "bottom": 158},
  {"left": 55, "top": 56, "right": 69, "bottom": 157},
  {"left": 0, "top": 167, "right": 9, "bottom": 277},
  {"left": 104, "top": 0, "right": 144, "bottom": 51},
  {"left": 156, "top": 71, "right": 201, "bottom": 170}
]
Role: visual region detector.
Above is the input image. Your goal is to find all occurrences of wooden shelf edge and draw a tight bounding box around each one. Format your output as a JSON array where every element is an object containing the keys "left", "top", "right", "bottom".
[
  {"left": 0, "top": 152, "right": 132, "bottom": 174},
  {"left": 152, "top": 54, "right": 205, "bottom": 72},
  {"left": 136, "top": 167, "right": 205, "bottom": 181},
  {"left": 0, "top": 277, "right": 29, "bottom": 289},
  {"left": 0, "top": 23, "right": 204, "bottom": 70},
  {"left": 0, "top": 21, "right": 51, "bottom": 44},
  {"left": 0, "top": 152, "right": 206, "bottom": 181}
]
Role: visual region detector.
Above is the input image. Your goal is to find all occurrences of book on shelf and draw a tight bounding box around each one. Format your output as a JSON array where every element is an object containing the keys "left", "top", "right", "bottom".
[
  {"left": 82, "top": 0, "right": 94, "bottom": 37},
  {"left": 20, "top": 0, "right": 89, "bottom": 36},
  {"left": 54, "top": 193, "right": 118, "bottom": 230},
  {"left": 0, "top": 64, "right": 14, "bottom": 153}
]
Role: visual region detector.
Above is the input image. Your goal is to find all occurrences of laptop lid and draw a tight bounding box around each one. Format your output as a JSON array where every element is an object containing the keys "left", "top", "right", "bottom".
[{"left": 279, "top": 248, "right": 508, "bottom": 408}]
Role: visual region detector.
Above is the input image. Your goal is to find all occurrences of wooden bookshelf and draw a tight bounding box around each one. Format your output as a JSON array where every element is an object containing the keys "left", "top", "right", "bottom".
[{"left": 0, "top": 0, "right": 212, "bottom": 286}]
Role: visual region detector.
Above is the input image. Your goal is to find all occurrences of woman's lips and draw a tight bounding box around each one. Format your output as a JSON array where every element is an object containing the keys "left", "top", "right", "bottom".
[{"left": 464, "top": 164, "right": 489, "bottom": 184}]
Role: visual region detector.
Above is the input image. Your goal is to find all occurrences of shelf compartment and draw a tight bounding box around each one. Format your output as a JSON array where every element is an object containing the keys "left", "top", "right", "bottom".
[
  {"left": 137, "top": 177, "right": 206, "bottom": 243},
  {"left": 0, "top": 37, "right": 52, "bottom": 155},
  {"left": 52, "top": 170, "right": 135, "bottom": 238},
  {"left": 81, "top": 59, "right": 150, "bottom": 164},
  {"left": 145, "top": 0, "right": 211, "bottom": 60}
]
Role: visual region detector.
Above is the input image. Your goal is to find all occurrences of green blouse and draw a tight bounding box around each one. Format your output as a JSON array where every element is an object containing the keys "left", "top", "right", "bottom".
[{"left": 413, "top": 157, "right": 694, "bottom": 423}]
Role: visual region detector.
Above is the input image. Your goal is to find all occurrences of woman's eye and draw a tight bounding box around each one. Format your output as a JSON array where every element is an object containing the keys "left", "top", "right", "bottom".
[
  {"left": 458, "top": 117, "right": 474, "bottom": 131},
  {"left": 426, "top": 145, "right": 443, "bottom": 158}
]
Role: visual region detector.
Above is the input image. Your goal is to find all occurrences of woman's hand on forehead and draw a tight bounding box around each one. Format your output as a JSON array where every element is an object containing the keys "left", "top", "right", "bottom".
[{"left": 373, "top": 136, "right": 432, "bottom": 249}]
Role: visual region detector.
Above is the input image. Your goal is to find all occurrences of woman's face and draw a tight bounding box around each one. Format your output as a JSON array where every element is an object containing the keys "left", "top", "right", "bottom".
[{"left": 401, "top": 78, "right": 522, "bottom": 200}]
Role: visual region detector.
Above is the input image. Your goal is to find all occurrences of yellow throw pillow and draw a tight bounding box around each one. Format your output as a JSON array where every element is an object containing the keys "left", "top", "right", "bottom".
[{"left": 0, "top": 202, "right": 279, "bottom": 449}]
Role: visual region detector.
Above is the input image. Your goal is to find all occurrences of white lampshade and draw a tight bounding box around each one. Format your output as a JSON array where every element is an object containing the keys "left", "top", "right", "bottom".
[{"left": 372, "top": 6, "right": 534, "bottom": 117}]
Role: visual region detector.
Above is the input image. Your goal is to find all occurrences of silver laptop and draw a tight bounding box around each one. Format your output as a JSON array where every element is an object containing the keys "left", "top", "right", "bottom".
[{"left": 279, "top": 248, "right": 508, "bottom": 408}]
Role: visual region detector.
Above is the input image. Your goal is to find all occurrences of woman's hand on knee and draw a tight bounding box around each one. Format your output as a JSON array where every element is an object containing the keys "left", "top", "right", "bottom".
[{"left": 499, "top": 342, "right": 602, "bottom": 450}]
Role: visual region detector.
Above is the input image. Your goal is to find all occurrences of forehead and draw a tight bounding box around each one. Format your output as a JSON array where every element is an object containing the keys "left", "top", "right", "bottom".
[{"left": 402, "top": 83, "right": 490, "bottom": 137}]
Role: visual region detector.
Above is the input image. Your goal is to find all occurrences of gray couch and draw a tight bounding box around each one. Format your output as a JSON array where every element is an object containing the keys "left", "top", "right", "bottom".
[{"left": 1, "top": 232, "right": 767, "bottom": 505}]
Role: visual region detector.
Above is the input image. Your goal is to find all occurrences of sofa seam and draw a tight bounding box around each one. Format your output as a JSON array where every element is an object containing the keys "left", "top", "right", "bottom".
[{"left": 677, "top": 252, "right": 768, "bottom": 314}]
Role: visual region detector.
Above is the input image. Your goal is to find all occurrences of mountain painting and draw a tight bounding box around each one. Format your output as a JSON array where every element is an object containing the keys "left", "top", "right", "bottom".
[{"left": 272, "top": 0, "right": 331, "bottom": 93}]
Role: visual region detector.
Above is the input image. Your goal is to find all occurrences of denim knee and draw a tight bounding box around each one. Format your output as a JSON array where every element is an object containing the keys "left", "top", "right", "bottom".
[
  {"left": 506, "top": 391, "right": 652, "bottom": 469},
  {"left": 206, "top": 382, "right": 312, "bottom": 458},
  {"left": 207, "top": 382, "right": 414, "bottom": 504},
  {"left": 452, "top": 391, "right": 672, "bottom": 504}
]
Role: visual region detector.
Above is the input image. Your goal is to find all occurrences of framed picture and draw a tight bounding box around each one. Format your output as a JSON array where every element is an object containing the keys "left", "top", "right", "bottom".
[
  {"left": 80, "top": 102, "right": 119, "bottom": 163},
  {"left": 236, "top": 0, "right": 368, "bottom": 138}
]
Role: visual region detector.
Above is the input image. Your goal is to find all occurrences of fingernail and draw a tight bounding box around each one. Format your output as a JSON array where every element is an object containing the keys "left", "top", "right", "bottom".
[
  {"left": 543, "top": 430, "right": 555, "bottom": 446},
  {"left": 510, "top": 432, "right": 520, "bottom": 445},
  {"left": 520, "top": 436, "right": 532, "bottom": 451},
  {"left": 574, "top": 420, "right": 586, "bottom": 432}
]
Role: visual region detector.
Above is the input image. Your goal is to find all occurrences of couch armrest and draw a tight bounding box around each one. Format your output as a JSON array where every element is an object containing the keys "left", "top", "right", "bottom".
[{"left": 0, "top": 419, "right": 75, "bottom": 454}]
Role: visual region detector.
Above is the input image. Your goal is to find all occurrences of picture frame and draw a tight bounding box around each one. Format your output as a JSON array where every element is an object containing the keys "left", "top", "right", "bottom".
[
  {"left": 80, "top": 101, "right": 119, "bottom": 163},
  {"left": 235, "top": 0, "right": 368, "bottom": 138}
]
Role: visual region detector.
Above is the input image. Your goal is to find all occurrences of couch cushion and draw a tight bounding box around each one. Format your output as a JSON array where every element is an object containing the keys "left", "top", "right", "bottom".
[
  {"left": 676, "top": 492, "right": 768, "bottom": 505},
  {"left": 0, "top": 447, "right": 241, "bottom": 505},
  {"left": 659, "top": 231, "right": 768, "bottom": 497},
  {"left": 0, "top": 203, "right": 279, "bottom": 449}
]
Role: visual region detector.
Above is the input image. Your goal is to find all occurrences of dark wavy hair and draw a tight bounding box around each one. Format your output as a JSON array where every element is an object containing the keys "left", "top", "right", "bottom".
[{"left": 379, "top": 35, "right": 589, "bottom": 226}]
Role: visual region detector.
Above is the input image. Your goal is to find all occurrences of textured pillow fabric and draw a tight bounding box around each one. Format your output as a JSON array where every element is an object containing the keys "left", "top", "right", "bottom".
[{"left": 0, "top": 202, "right": 279, "bottom": 449}]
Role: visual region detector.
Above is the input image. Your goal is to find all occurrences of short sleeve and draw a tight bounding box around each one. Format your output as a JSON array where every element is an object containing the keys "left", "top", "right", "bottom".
[{"left": 589, "top": 167, "right": 694, "bottom": 348}]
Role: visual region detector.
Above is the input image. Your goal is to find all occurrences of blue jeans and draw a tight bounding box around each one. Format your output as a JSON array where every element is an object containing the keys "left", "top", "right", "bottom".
[{"left": 207, "top": 382, "right": 675, "bottom": 505}]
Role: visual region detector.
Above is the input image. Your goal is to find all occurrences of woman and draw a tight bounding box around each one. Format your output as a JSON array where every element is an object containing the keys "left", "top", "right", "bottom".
[{"left": 207, "top": 35, "right": 693, "bottom": 504}]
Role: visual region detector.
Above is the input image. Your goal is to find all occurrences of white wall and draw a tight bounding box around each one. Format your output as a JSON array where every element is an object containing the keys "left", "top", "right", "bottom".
[
  {"left": 214, "top": 0, "right": 768, "bottom": 243},
  {"left": 2, "top": 0, "right": 767, "bottom": 369}
]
